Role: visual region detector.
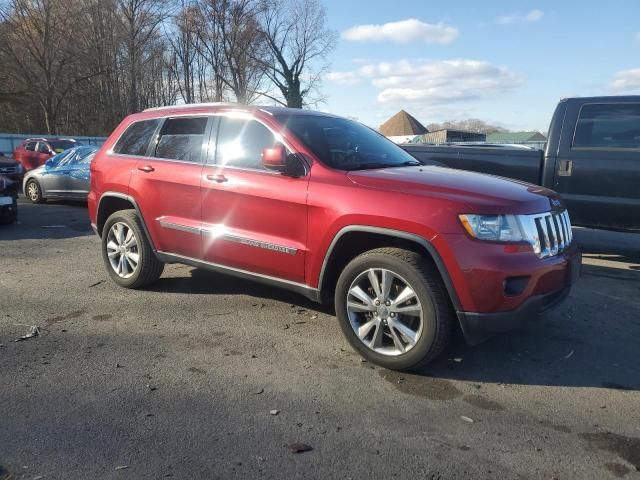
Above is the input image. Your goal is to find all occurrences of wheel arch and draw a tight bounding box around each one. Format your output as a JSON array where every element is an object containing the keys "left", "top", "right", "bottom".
[
  {"left": 96, "top": 192, "right": 156, "bottom": 251},
  {"left": 318, "top": 226, "right": 461, "bottom": 311}
]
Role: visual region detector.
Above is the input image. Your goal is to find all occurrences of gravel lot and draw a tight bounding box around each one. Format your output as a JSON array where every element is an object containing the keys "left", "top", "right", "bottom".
[{"left": 1, "top": 198, "right": 639, "bottom": 480}]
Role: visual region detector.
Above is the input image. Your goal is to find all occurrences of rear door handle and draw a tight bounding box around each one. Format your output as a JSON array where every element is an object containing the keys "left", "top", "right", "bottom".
[
  {"left": 206, "top": 174, "right": 228, "bottom": 183},
  {"left": 138, "top": 165, "right": 155, "bottom": 173}
]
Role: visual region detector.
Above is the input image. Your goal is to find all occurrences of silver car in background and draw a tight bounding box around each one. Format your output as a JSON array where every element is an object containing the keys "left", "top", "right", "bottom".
[{"left": 23, "top": 146, "right": 98, "bottom": 203}]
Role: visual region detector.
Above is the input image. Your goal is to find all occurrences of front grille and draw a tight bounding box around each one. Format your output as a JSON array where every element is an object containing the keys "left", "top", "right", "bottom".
[
  {"left": 521, "top": 210, "right": 573, "bottom": 259},
  {"left": 0, "top": 166, "right": 20, "bottom": 174}
]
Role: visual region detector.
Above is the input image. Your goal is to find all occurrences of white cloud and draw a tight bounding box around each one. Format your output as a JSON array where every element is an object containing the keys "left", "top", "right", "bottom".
[
  {"left": 610, "top": 68, "right": 640, "bottom": 93},
  {"left": 497, "top": 9, "right": 543, "bottom": 25},
  {"left": 327, "top": 59, "right": 523, "bottom": 106},
  {"left": 342, "top": 19, "right": 459, "bottom": 44}
]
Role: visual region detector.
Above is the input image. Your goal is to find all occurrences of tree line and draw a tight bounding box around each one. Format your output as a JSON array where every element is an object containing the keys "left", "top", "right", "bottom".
[{"left": 0, "top": 0, "right": 336, "bottom": 136}]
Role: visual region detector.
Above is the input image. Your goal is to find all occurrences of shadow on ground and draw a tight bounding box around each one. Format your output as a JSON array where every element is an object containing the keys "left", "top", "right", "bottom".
[{"left": 0, "top": 198, "right": 92, "bottom": 241}]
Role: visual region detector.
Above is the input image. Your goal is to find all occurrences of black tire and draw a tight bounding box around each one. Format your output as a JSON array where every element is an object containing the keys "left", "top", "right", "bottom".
[
  {"left": 102, "top": 209, "right": 164, "bottom": 288},
  {"left": 335, "top": 247, "right": 453, "bottom": 371},
  {"left": 25, "top": 179, "right": 43, "bottom": 204}
]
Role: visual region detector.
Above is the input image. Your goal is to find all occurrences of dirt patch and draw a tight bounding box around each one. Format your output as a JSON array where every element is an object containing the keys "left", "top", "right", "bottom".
[
  {"left": 539, "top": 420, "right": 572, "bottom": 434},
  {"left": 379, "top": 371, "right": 462, "bottom": 400},
  {"left": 463, "top": 395, "right": 505, "bottom": 411},
  {"left": 605, "top": 462, "right": 631, "bottom": 478},
  {"left": 92, "top": 314, "right": 112, "bottom": 321},
  {"left": 188, "top": 367, "right": 206, "bottom": 375},
  {"left": 46, "top": 309, "right": 86, "bottom": 325},
  {"left": 581, "top": 432, "right": 640, "bottom": 471}
]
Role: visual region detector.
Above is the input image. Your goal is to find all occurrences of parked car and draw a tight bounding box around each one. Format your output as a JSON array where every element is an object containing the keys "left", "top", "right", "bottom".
[
  {"left": 23, "top": 146, "right": 98, "bottom": 203},
  {"left": 13, "top": 138, "right": 80, "bottom": 171},
  {"left": 0, "top": 156, "right": 22, "bottom": 224},
  {"left": 401, "top": 96, "right": 640, "bottom": 231},
  {"left": 88, "top": 104, "right": 580, "bottom": 370}
]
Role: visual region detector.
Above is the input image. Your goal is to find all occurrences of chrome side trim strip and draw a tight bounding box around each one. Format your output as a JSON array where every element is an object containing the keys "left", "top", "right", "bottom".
[
  {"left": 158, "top": 219, "right": 298, "bottom": 255},
  {"left": 158, "top": 219, "right": 202, "bottom": 235},
  {"left": 203, "top": 230, "right": 298, "bottom": 255},
  {"left": 155, "top": 251, "right": 320, "bottom": 302}
]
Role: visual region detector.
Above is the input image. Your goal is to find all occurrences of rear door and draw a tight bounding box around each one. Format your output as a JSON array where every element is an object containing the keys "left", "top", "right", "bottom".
[
  {"left": 128, "top": 116, "right": 211, "bottom": 259},
  {"left": 200, "top": 114, "right": 308, "bottom": 283},
  {"left": 63, "top": 148, "right": 94, "bottom": 197},
  {"left": 554, "top": 101, "right": 640, "bottom": 229},
  {"left": 22, "top": 141, "right": 38, "bottom": 170}
]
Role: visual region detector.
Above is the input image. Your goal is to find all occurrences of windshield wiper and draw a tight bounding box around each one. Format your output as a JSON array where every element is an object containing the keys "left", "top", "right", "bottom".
[{"left": 346, "top": 160, "right": 422, "bottom": 170}]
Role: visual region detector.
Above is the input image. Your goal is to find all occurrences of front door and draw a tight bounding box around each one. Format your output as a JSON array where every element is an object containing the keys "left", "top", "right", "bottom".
[
  {"left": 201, "top": 115, "right": 308, "bottom": 284},
  {"left": 554, "top": 101, "right": 640, "bottom": 230},
  {"left": 128, "top": 116, "right": 211, "bottom": 259}
]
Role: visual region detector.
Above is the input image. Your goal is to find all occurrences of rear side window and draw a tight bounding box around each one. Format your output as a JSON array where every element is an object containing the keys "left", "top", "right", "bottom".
[
  {"left": 153, "top": 117, "right": 208, "bottom": 163},
  {"left": 113, "top": 119, "right": 161, "bottom": 156},
  {"left": 215, "top": 117, "right": 276, "bottom": 170},
  {"left": 573, "top": 103, "right": 640, "bottom": 149}
]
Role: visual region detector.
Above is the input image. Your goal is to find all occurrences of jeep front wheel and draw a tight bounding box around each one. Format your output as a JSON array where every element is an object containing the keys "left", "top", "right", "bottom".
[
  {"left": 102, "top": 209, "right": 164, "bottom": 288},
  {"left": 335, "top": 247, "right": 452, "bottom": 371}
]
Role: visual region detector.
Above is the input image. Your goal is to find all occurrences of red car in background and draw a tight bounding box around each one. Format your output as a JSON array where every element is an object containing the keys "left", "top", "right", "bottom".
[{"left": 13, "top": 138, "right": 80, "bottom": 171}]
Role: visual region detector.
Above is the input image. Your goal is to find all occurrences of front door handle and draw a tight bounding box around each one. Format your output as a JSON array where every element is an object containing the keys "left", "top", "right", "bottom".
[
  {"left": 138, "top": 165, "right": 155, "bottom": 173},
  {"left": 206, "top": 174, "right": 228, "bottom": 183},
  {"left": 558, "top": 159, "right": 572, "bottom": 177}
]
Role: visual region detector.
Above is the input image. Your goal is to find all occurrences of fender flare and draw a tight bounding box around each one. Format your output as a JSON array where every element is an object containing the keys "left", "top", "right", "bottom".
[
  {"left": 97, "top": 191, "right": 157, "bottom": 252},
  {"left": 317, "top": 225, "right": 462, "bottom": 311}
]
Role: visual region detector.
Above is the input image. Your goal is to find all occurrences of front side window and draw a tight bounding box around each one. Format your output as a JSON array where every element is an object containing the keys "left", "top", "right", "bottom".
[
  {"left": 573, "top": 103, "right": 640, "bottom": 149},
  {"left": 25, "top": 142, "right": 36, "bottom": 152},
  {"left": 113, "top": 119, "right": 161, "bottom": 156},
  {"left": 274, "top": 114, "right": 421, "bottom": 170},
  {"left": 153, "top": 117, "right": 208, "bottom": 163},
  {"left": 37, "top": 142, "right": 50, "bottom": 153},
  {"left": 215, "top": 117, "right": 277, "bottom": 170}
]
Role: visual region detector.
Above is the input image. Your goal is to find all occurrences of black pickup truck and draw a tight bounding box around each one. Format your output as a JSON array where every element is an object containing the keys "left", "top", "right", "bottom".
[
  {"left": 402, "top": 96, "right": 640, "bottom": 231},
  {"left": 0, "top": 154, "right": 21, "bottom": 224}
]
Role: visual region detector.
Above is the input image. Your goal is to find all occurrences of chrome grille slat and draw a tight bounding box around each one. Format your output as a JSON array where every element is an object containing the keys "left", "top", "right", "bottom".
[{"left": 523, "top": 209, "right": 573, "bottom": 259}]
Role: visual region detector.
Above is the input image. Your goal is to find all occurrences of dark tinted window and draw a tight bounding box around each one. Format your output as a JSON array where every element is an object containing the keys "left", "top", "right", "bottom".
[
  {"left": 154, "top": 117, "right": 207, "bottom": 162},
  {"left": 215, "top": 117, "right": 276, "bottom": 170},
  {"left": 25, "top": 142, "right": 36, "bottom": 151},
  {"left": 113, "top": 119, "right": 161, "bottom": 156},
  {"left": 49, "top": 140, "right": 78, "bottom": 152},
  {"left": 37, "top": 142, "right": 50, "bottom": 153},
  {"left": 275, "top": 114, "right": 420, "bottom": 170},
  {"left": 573, "top": 103, "right": 640, "bottom": 149}
]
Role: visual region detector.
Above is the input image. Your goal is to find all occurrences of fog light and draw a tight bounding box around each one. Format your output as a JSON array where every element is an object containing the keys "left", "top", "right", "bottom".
[{"left": 503, "top": 276, "right": 529, "bottom": 296}]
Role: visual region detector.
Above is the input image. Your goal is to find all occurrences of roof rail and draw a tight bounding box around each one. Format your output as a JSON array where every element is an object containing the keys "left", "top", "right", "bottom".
[{"left": 143, "top": 102, "right": 245, "bottom": 112}]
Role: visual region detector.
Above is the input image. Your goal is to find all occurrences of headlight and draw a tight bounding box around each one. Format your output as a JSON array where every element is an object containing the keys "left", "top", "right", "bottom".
[{"left": 459, "top": 214, "right": 524, "bottom": 242}]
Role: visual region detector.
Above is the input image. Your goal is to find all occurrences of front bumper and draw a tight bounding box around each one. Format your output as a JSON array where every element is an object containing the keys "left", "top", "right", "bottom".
[
  {"left": 0, "top": 195, "right": 17, "bottom": 220},
  {"left": 456, "top": 250, "right": 581, "bottom": 345}
]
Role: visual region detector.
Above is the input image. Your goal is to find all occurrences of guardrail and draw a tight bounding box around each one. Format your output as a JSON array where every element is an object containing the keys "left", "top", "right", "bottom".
[{"left": 0, "top": 133, "right": 107, "bottom": 156}]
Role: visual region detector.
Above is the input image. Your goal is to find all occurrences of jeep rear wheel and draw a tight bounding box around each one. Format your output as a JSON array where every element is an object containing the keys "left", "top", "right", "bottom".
[
  {"left": 102, "top": 209, "right": 164, "bottom": 288},
  {"left": 335, "top": 247, "right": 452, "bottom": 371}
]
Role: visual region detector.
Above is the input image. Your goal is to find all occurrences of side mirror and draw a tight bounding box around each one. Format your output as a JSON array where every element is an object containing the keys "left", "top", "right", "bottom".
[{"left": 261, "top": 144, "right": 306, "bottom": 177}]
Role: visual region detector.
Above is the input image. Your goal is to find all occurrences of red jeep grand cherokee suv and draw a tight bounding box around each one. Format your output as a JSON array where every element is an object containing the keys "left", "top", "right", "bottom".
[{"left": 89, "top": 104, "right": 580, "bottom": 370}]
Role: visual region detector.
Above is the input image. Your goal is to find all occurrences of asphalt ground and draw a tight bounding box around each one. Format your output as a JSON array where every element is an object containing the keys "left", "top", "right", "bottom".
[{"left": 1, "top": 198, "right": 639, "bottom": 480}]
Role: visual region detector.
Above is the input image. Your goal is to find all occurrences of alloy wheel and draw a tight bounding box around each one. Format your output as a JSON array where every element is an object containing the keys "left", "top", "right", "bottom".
[
  {"left": 346, "top": 268, "right": 424, "bottom": 356},
  {"left": 27, "top": 181, "right": 39, "bottom": 201},
  {"left": 106, "top": 222, "right": 140, "bottom": 279}
]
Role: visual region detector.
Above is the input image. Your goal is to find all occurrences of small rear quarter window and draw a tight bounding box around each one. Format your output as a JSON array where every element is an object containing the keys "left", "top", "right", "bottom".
[{"left": 113, "top": 119, "right": 161, "bottom": 156}]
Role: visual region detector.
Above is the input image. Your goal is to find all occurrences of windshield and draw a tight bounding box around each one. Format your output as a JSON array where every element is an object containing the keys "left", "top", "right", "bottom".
[
  {"left": 49, "top": 140, "right": 78, "bottom": 152},
  {"left": 275, "top": 114, "right": 421, "bottom": 170}
]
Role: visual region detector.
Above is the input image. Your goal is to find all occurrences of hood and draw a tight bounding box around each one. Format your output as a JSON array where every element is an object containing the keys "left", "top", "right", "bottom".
[
  {"left": 0, "top": 156, "right": 19, "bottom": 167},
  {"left": 347, "top": 165, "right": 562, "bottom": 214}
]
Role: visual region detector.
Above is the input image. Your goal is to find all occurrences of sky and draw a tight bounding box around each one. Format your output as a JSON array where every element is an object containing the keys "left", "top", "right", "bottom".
[{"left": 319, "top": 0, "right": 640, "bottom": 132}]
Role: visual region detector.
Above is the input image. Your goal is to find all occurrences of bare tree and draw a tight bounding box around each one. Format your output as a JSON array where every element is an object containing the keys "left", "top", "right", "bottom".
[
  {"left": 194, "top": 0, "right": 265, "bottom": 104},
  {"left": 117, "top": 0, "right": 167, "bottom": 113},
  {"left": 257, "top": 0, "right": 336, "bottom": 108},
  {"left": 0, "top": 0, "right": 86, "bottom": 133}
]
